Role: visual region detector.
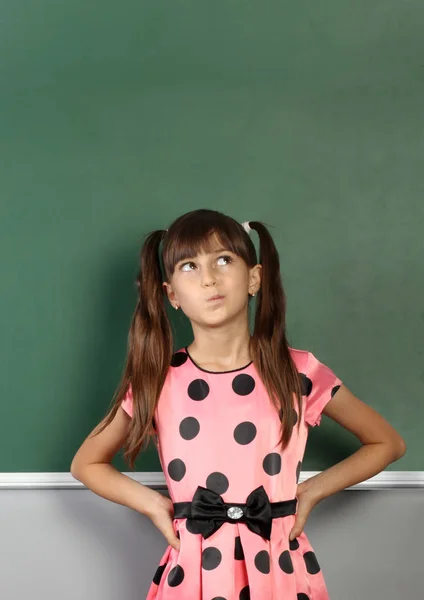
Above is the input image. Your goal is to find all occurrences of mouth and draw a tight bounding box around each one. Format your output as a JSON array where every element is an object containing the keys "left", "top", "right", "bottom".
[{"left": 207, "top": 295, "right": 225, "bottom": 302}]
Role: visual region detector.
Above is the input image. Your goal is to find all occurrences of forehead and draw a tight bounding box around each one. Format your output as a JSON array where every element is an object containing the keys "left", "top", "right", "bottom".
[{"left": 178, "top": 233, "right": 233, "bottom": 260}]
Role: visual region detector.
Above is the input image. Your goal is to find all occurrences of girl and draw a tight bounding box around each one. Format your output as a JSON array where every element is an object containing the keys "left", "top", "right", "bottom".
[{"left": 71, "top": 208, "right": 406, "bottom": 600}]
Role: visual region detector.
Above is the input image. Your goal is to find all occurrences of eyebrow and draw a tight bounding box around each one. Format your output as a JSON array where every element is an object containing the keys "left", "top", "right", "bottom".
[
  {"left": 177, "top": 248, "right": 233, "bottom": 264},
  {"left": 210, "top": 247, "right": 231, "bottom": 254}
]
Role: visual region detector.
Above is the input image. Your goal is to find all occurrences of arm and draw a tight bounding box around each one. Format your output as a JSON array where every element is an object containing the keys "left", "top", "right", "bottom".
[
  {"left": 303, "top": 384, "right": 407, "bottom": 502},
  {"left": 70, "top": 407, "right": 162, "bottom": 517}
]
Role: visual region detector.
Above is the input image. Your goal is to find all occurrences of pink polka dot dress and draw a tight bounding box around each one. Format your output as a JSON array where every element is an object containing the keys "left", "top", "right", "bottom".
[{"left": 121, "top": 346, "right": 342, "bottom": 599}]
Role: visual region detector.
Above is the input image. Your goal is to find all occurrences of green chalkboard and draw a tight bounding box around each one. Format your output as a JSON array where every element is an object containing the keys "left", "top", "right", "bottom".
[{"left": 1, "top": 1, "right": 422, "bottom": 473}]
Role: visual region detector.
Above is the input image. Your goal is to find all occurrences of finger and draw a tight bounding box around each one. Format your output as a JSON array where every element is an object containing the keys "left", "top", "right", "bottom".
[
  {"left": 289, "top": 527, "right": 303, "bottom": 541},
  {"left": 173, "top": 529, "right": 181, "bottom": 550},
  {"left": 169, "top": 525, "right": 181, "bottom": 550},
  {"left": 168, "top": 530, "right": 181, "bottom": 550},
  {"left": 158, "top": 519, "right": 180, "bottom": 551},
  {"left": 166, "top": 533, "right": 180, "bottom": 550},
  {"left": 289, "top": 517, "right": 306, "bottom": 540}
]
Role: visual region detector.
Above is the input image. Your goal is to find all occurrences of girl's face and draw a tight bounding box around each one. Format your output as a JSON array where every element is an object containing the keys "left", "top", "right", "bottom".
[{"left": 163, "top": 234, "right": 261, "bottom": 327}]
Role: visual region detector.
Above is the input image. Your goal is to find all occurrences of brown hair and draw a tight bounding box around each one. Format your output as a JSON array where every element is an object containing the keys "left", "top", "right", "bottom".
[{"left": 92, "top": 208, "right": 303, "bottom": 469}]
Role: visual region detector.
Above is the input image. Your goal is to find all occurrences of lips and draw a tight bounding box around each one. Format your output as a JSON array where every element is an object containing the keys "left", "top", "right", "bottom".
[{"left": 207, "top": 295, "right": 225, "bottom": 301}]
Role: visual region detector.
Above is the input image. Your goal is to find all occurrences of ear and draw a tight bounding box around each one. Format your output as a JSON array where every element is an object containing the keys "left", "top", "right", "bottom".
[
  {"left": 162, "top": 281, "right": 177, "bottom": 305},
  {"left": 249, "top": 264, "right": 262, "bottom": 293}
]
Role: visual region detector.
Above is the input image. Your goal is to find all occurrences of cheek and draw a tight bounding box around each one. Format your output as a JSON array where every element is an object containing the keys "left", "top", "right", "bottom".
[
  {"left": 179, "top": 286, "right": 200, "bottom": 307},
  {"left": 227, "top": 273, "right": 249, "bottom": 291}
]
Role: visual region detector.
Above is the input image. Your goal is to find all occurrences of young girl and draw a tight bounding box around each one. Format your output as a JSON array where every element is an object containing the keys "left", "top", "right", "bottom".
[{"left": 71, "top": 208, "right": 406, "bottom": 600}]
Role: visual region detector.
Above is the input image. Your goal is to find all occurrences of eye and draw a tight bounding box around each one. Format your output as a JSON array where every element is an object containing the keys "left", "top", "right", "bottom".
[
  {"left": 216, "top": 255, "right": 233, "bottom": 266},
  {"left": 180, "top": 261, "right": 195, "bottom": 272},
  {"left": 179, "top": 255, "right": 233, "bottom": 271}
]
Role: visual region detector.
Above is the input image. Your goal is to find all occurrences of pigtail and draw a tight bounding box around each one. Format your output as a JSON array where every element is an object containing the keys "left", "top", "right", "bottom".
[
  {"left": 132, "top": 229, "right": 174, "bottom": 396},
  {"left": 92, "top": 229, "right": 174, "bottom": 470},
  {"left": 248, "top": 221, "right": 304, "bottom": 450}
]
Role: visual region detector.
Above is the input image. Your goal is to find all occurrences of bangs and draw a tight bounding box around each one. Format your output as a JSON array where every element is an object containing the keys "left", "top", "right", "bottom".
[
  {"left": 161, "top": 212, "right": 255, "bottom": 279},
  {"left": 166, "top": 229, "right": 238, "bottom": 273}
]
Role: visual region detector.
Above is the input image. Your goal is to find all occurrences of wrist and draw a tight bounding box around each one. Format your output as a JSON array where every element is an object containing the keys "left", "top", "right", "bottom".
[
  {"left": 141, "top": 487, "right": 168, "bottom": 517},
  {"left": 302, "top": 476, "right": 326, "bottom": 503}
]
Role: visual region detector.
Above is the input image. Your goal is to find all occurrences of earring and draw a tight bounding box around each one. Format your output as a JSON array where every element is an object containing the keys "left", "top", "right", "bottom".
[{"left": 174, "top": 303, "right": 179, "bottom": 310}]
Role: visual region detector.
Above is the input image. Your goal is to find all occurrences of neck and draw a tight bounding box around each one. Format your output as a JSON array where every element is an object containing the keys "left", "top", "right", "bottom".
[{"left": 186, "top": 332, "right": 252, "bottom": 371}]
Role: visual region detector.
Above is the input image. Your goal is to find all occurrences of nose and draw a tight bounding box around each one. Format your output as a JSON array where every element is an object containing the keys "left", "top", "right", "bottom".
[{"left": 200, "top": 265, "right": 217, "bottom": 287}]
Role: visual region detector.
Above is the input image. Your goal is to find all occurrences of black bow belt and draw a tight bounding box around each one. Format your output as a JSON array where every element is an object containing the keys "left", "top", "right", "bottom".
[{"left": 172, "top": 484, "right": 297, "bottom": 541}]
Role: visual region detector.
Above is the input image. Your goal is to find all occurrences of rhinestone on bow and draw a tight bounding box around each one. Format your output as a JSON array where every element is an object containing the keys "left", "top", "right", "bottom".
[{"left": 226, "top": 506, "right": 244, "bottom": 520}]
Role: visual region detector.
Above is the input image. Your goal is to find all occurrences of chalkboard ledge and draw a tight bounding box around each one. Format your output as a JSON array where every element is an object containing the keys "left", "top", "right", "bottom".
[{"left": 0, "top": 471, "right": 422, "bottom": 489}]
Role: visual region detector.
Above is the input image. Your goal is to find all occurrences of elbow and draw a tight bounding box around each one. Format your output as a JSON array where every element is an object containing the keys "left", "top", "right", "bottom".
[
  {"left": 70, "top": 458, "right": 111, "bottom": 480},
  {"left": 70, "top": 458, "right": 85, "bottom": 481},
  {"left": 392, "top": 437, "right": 407, "bottom": 461},
  {"left": 70, "top": 460, "right": 80, "bottom": 480}
]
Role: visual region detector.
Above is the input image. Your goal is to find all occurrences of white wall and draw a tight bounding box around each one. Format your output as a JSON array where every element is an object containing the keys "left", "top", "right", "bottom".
[{"left": 1, "top": 482, "right": 421, "bottom": 599}]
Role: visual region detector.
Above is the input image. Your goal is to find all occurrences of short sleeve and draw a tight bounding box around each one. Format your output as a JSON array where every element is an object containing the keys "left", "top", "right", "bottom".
[
  {"left": 120, "top": 384, "right": 157, "bottom": 435},
  {"left": 120, "top": 384, "right": 133, "bottom": 418},
  {"left": 303, "top": 351, "right": 343, "bottom": 427}
]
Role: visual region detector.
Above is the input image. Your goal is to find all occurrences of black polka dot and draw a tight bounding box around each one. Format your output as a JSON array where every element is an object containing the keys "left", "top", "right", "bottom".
[
  {"left": 179, "top": 416, "right": 200, "bottom": 440},
  {"left": 186, "top": 517, "right": 204, "bottom": 535},
  {"left": 299, "top": 373, "right": 312, "bottom": 396},
  {"left": 202, "top": 546, "right": 222, "bottom": 570},
  {"left": 206, "top": 472, "right": 229, "bottom": 495},
  {"left": 234, "top": 422, "right": 257, "bottom": 445},
  {"left": 289, "top": 537, "right": 300, "bottom": 551},
  {"left": 303, "top": 551, "right": 321, "bottom": 574},
  {"left": 278, "top": 549, "right": 294, "bottom": 573},
  {"left": 234, "top": 536, "right": 244, "bottom": 560},
  {"left": 232, "top": 374, "right": 255, "bottom": 396},
  {"left": 188, "top": 378, "right": 210, "bottom": 400},
  {"left": 263, "top": 452, "right": 282, "bottom": 476},
  {"left": 171, "top": 352, "right": 188, "bottom": 367},
  {"left": 239, "top": 585, "right": 250, "bottom": 600},
  {"left": 211, "top": 597, "right": 227, "bottom": 600},
  {"left": 152, "top": 562, "right": 167, "bottom": 584},
  {"left": 254, "top": 549, "right": 270, "bottom": 574},
  {"left": 297, "top": 595, "right": 310, "bottom": 600},
  {"left": 296, "top": 461, "right": 302, "bottom": 484},
  {"left": 167, "top": 564, "right": 185, "bottom": 586},
  {"left": 167, "top": 458, "right": 186, "bottom": 481},
  {"left": 331, "top": 385, "right": 340, "bottom": 397}
]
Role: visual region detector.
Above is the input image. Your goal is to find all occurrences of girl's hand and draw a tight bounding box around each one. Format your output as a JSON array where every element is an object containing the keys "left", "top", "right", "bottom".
[
  {"left": 288, "top": 479, "right": 322, "bottom": 541},
  {"left": 146, "top": 493, "right": 181, "bottom": 551}
]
